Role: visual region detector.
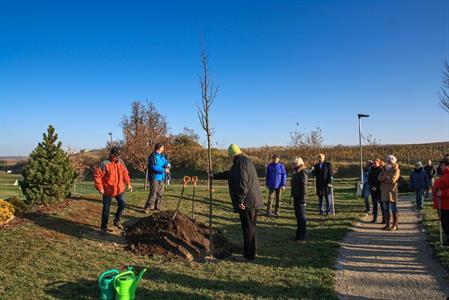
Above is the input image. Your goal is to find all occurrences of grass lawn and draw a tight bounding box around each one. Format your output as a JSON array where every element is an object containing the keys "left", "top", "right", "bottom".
[
  {"left": 0, "top": 174, "right": 363, "bottom": 299},
  {"left": 421, "top": 198, "right": 449, "bottom": 272}
]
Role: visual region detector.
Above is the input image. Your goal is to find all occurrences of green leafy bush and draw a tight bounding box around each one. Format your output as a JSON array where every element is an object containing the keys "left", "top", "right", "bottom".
[{"left": 5, "top": 197, "right": 27, "bottom": 216}]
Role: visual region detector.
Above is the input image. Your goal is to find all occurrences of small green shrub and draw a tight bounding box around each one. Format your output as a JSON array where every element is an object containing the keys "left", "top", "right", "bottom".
[{"left": 5, "top": 197, "right": 27, "bottom": 216}]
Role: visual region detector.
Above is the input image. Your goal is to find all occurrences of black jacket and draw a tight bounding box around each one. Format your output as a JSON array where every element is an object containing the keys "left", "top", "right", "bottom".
[
  {"left": 312, "top": 162, "right": 333, "bottom": 188},
  {"left": 368, "top": 166, "right": 382, "bottom": 190},
  {"left": 424, "top": 165, "right": 436, "bottom": 179},
  {"left": 291, "top": 168, "right": 308, "bottom": 200},
  {"left": 214, "top": 155, "right": 264, "bottom": 213}
]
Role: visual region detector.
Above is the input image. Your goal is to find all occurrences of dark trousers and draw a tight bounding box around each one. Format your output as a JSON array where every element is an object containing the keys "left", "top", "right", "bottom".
[
  {"left": 101, "top": 193, "right": 125, "bottom": 229},
  {"left": 370, "top": 189, "right": 384, "bottom": 221},
  {"left": 440, "top": 209, "right": 449, "bottom": 241},
  {"left": 239, "top": 209, "right": 258, "bottom": 260},
  {"left": 317, "top": 187, "right": 330, "bottom": 214},
  {"left": 145, "top": 179, "right": 164, "bottom": 210},
  {"left": 267, "top": 188, "right": 282, "bottom": 212},
  {"left": 293, "top": 197, "right": 307, "bottom": 241},
  {"left": 416, "top": 188, "right": 425, "bottom": 209}
]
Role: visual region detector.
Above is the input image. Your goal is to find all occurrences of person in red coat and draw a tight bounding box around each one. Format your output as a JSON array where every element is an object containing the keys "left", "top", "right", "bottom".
[
  {"left": 94, "top": 147, "right": 132, "bottom": 235},
  {"left": 433, "top": 158, "right": 449, "bottom": 245}
]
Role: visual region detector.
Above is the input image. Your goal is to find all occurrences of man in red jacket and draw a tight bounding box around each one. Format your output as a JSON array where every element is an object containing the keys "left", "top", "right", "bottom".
[
  {"left": 94, "top": 147, "right": 133, "bottom": 235},
  {"left": 433, "top": 158, "right": 449, "bottom": 245}
]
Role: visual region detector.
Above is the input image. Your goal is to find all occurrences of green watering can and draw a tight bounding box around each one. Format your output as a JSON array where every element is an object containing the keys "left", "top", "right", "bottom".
[
  {"left": 113, "top": 268, "right": 147, "bottom": 300},
  {"left": 98, "top": 269, "right": 120, "bottom": 300}
]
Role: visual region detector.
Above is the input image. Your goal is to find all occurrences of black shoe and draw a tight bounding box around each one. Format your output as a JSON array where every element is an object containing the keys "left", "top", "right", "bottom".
[
  {"left": 370, "top": 219, "right": 377, "bottom": 223},
  {"left": 265, "top": 211, "right": 272, "bottom": 217},
  {"left": 274, "top": 211, "right": 280, "bottom": 216},
  {"left": 381, "top": 220, "right": 386, "bottom": 224},
  {"left": 113, "top": 219, "right": 124, "bottom": 230}
]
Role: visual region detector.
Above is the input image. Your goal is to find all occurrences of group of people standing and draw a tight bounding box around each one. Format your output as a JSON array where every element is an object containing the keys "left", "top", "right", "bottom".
[
  {"left": 93, "top": 142, "right": 449, "bottom": 261},
  {"left": 363, "top": 157, "right": 438, "bottom": 231},
  {"left": 363, "top": 156, "right": 402, "bottom": 230}
]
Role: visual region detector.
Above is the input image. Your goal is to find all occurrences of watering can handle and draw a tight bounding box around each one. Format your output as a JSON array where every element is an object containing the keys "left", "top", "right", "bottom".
[
  {"left": 191, "top": 176, "right": 198, "bottom": 186},
  {"left": 183, "top": 176, "right": 191, "bottom": 186},
  {"left": 98, "top": 269, "right": 120, "bottom": 287},
  {"left": 113, "top": 271, "right": 135, "bottom": 291}
]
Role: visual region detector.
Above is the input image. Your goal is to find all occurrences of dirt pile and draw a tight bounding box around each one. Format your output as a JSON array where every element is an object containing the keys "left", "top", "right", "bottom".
[{"left": 126, "top": 211, "right": 239, "bottom": 260}]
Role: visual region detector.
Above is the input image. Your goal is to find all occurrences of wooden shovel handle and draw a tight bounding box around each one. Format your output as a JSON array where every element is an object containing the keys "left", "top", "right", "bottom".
[{"left": 191, "top": 176, "right": 198, "bottom": 186}]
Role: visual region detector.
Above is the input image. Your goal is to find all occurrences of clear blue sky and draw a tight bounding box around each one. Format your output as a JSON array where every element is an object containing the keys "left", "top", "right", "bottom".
[{"left": 1, "top": 0, "right": 449, "bottom": 156}]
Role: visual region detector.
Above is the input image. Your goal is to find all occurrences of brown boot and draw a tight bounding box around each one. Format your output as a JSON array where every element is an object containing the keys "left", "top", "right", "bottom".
[
  {"left": 389, "top": 213, "right": 398, "bottom": 231},
  {"left": 382, "top": 211, "right": 390, "bottom": 230}
]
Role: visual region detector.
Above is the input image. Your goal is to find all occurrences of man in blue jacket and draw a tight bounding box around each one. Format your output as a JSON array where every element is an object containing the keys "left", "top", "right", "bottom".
[
  {"left": 265, "top": 154, "right": 287, "bottom": 216},
  {"left": 144, "top": 143, "right": 171, "bottom": 213},
  {"left": 410, "top": 161, "right": 430, "bottom": 210}
]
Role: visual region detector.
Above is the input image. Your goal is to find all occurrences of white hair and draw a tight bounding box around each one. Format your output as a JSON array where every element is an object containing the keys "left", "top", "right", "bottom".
[
  {"left": 386, "top": 155, "right": 397, "bottom": 163},
  {"left": 292, "top": 157, "right": 304, "bottom": 167}
]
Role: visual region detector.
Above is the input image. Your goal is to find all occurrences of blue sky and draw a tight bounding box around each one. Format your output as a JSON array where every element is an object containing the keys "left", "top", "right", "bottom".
[{"left": 1, "top": 0, "right": 449, "bottom": 156}]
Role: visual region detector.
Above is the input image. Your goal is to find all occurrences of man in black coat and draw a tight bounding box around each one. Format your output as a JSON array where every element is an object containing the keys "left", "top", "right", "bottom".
[
  {"left": 312, "top": 153, "right": 333, "bottom": 215},
  {"left": 214, "top": 144, "right": 264, "bottom": 260}
]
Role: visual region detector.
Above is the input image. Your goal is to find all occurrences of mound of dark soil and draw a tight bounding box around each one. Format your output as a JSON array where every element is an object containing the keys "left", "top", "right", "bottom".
[{"left": 125, "top": 211, "right": 239, "bottom": 260}]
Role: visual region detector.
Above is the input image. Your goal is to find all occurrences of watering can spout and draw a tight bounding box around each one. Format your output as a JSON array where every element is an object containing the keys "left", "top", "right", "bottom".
[{"left": 134, "top": 268, "right": 147, "bottom": 287}]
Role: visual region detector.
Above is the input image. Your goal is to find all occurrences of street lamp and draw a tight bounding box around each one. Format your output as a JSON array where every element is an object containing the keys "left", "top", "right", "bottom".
[
  {"left": 358, "top": 114, "right": 370, "bottom": 184},
  {"left": 108, "top": 132, "right": 113, "bottom": 145}
]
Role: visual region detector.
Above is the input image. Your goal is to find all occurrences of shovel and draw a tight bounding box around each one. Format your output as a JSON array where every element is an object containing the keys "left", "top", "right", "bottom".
[
  {"left": 191, "top": 176, "right": 198, "bottom": 219},
  {"left": 173, "top": 176, "right": 191, "bottom": 220}
]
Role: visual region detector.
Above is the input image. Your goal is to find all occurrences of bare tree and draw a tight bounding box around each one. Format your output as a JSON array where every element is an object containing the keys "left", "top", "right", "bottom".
[
  {"left": 289, "top": 122, "right": 306, "bottom": 147},
  {"left": 197, "top": 45, "right": 218, "bottom": 258},
  {"left": 307, "top": 127, "right": 324, "bottom": 148},
  {"left": 440, "top": 60, "right": 449, "bottom": 112}
]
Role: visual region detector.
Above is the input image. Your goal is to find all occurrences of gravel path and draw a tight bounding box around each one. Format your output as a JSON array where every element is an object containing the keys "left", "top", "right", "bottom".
[{"left": 335, "top": 196, "right": 449, "bottom": 299}]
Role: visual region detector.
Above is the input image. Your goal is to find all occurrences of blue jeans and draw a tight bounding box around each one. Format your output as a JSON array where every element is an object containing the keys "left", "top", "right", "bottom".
[
  {"left": 101, "top": 193, "right": 126, "bottom": 229},
  {"left": 383, "top": 201, "right": 398, "bottom": 214},
  {"left": 317, "top": 187, "right": 330, "bottom": 214},
  {"left": 416, "top": 188, "right": 425, "bottom": 209}
]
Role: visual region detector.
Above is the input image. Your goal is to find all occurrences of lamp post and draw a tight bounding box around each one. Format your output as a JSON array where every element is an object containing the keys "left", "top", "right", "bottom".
[
  {"left": 108, "top": 132, "right": 113, "bottom": 145},
  {"left": 358, "top": 114, "right": 370, "bottom": 184}
]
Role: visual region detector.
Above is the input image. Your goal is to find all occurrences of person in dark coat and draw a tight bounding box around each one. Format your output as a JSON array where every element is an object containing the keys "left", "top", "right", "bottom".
[
  {"left": 409, "top": 161, "right": 431, "bottom": 210},
  {"left": 214, "top": 144, "right": 264, "bottom": 261},
  {"left": 368, "top": 159, "right": 385, "bottom": 223},
  {"left": 362, "top": 160, "right": 373, "bottom": 213},
  {"left": 424, "top": 160, "right": 436, "bottom": 198},
  {"left": 312, "top": 153, "right": 333, "bottom": 215},
  {"left": 265, "top": 154, "right": 287, "bottom": 216},
  {"left": 291, "top": 157, "right": 308, "bottom": 244}
]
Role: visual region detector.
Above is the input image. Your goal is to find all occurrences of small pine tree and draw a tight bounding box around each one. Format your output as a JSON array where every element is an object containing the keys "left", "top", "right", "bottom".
[{"left": 20, "top": 125, "right": 76, "bottom": 205}]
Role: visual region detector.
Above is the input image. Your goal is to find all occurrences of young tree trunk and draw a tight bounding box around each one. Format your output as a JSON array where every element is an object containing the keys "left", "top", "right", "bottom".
[{"left": 207, "top": 129, "right": 213, "bottom": 257}]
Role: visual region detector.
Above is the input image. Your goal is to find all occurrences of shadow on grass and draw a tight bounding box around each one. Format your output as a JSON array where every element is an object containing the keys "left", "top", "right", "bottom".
[
  {"left": 45, "top": 279, "right": 213, "bottom": 300},
  {"left": 24, "top": 212, "right": 126, "bottom": 244},
  {"left": 143, "top": 266, "right": 335, "bottom": 299}
]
